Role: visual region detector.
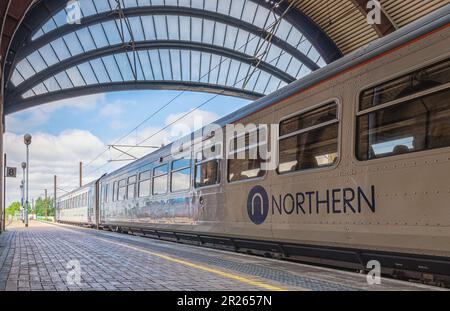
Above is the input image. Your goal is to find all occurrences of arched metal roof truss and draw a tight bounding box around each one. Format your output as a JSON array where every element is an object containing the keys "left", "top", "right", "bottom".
[{"left": 3, "top": 0, "right": 342, "bottom": 114}]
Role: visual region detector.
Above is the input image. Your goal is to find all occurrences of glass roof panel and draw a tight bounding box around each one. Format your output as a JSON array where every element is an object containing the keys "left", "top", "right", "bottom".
[
  {"left": 180, "top": 50, "right": 191, "bottom": 81},
  {"left": 51, "top": 38, "right": 72, "bottom": 61},
  {"left": 26, "top": 51, "right": 47, "bottom": 73},
  {"left": 137, "top": 51, "right": 154, "bottom": 80},
  {"left": 159, "top": 50, "right": 173, "bottom": 80},
  {"left": 190, "top": 0, "right": 204, "bottom": 10},
  {"left": 11, "top": 70, "right": 25, "bottom": 86},
  {"left": 89, "top": 24, "right": 109, "bottom": 48},
  {"left": 76, "top": 28, "right": 97, "bottom": 52},
  {"left": 15, "top": 59, "right": 35, "bottom": 80},
  {"left": 191, "top": 18, "right": 202, "bottom": 42},
  {"left": 179, "top": 16, "right": 190, "bottom": 41},
  {"left": 115, "top": 53, "right": 135, "bottom": 81},
  {"left": 241, "top": 1, "right": 258, "bottom": 24},
  {"left": 22, "top": 90, "right": 35, "bottom": 99},
  {"left": 217, "top": 0, "right": 232, "bottom": 15},
  {"left": 202, "top": 20, "right": 215, "bottom": 45},
  {"left": 102, "top": 55, "right": 123, "bottom": 82},
  {"left": 199, "top": 52, "right": 210, "bottom": 83},
  {"left": 253, "top": 5, "right": 270, "bottom": 29},
  {"left": 41, "top": 18, "right": 57, "bottom": 35},
  {"left": 54, "top": 71, "right": 73, "bottom": 89},
  {"left": 230, "top": 0, "right": 245, "bottom": 20},
  {"left": 148, "top": 50, "right": 163, "bottom": 80},
  {"left": 103, "top": 21, "right": 122, "bottom": 45},
  {"left": 79, "top": 0, "right": 98, "bottom": 16},
  {"left": 78, "top": 63, "right": 98, "bottom": 85},
  {"left": 170, "top": 50, "right": 182, "bottom": 81},
  {"left": 53, "top": 9, "right": 69, "bottom": 28},
  {"left": 167, "top": 16, "right": 180, "bottom": 40},
  {"left": 153, "top": 16, "right": 168, "bottom": 40},
  {"left": 94, "top": 0, "right": 113, "bottom": 13},
  {"left": 43, "top": 76, "right": 62, "bottom": 92},
  {"left": 129, "top": 17, "right": 145, "bottom": 41},
  {"left": 66, "top": 67, "right": 86, "bottom": 87},
  {"left": 141, "top": 16, "right": 157, "bottom": 40},
  {"left": 32, "top": 83, "right": 47, "bottom": 95},
  {"left": 64, "top": 33, "right": 85, "bottom": 55},
  {"left": 204, "top": 0, "right": 218, "bottom": 12},
  {"left": 89, "top": 59, "right": 111, "bottom": 83}
]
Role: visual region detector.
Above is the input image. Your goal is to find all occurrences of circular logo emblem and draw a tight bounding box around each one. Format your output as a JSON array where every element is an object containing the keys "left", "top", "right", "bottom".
[{"left": 247, "top": 186, "right": 269, "bottom": 225}]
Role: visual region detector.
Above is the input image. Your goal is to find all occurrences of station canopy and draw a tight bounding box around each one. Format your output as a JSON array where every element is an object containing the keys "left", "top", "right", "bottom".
[{"left": 3, "top": 0, "right": 343, "bottom": 114}]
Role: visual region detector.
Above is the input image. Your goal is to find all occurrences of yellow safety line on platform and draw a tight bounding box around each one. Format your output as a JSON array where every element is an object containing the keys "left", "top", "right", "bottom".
[{"left": 95, "top": 236, "right": 287, "bottom": 291}]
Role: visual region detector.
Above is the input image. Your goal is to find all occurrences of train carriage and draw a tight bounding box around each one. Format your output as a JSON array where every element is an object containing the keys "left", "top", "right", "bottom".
[
  {"left": 57, "top": 7, "right": 450, "bottom": 284},
  {"left": 56, "top": 181, "right": 97, "bottom": 227}
]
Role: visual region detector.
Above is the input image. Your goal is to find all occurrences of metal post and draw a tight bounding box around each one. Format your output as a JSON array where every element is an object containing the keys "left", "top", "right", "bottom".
[
  {"left": 2, "top": 154, "right": 6, "bottom": 232},
  {"left": 25, "top": 144, "right": 29, "bottom": 227},
  {"left": 79, "top": 162, "right": 82, "bottom": 188},
  {"left": 24, "top": 134, "right": 32, "bottom": 228},
  {"left": 21, "top": 163, "right": 26, "bottom": 222},
  {"left": 44, "top": 189, "right": 48, "bottom": 218},
  {"left": 54, "top": 175, "right": 57, "bottom": 222}
]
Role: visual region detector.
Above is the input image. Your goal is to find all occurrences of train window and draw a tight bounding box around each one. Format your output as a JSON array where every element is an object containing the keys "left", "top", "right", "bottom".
[
  {"left": 171, "top": 159, "right": 191, "bottom": 192},
  {"left": 153, "top": 164, "right": 168, "bottom": 195},
  {"left": 127, "top": 176, "right": 136, "bottom": 199},
  {"left": 138, "top": 171, "right": 151, "bottom": 197},
  {"left": 195, "top": 160, "right": 220, "bottom": 188},
  {"left": 154, "top": 164, "right": 168, "bottom": 176},
  {"left": 360, "top": 59, "right": 450, "bottom": 111},
  {"left": 109, "top": 183, "right": 114, "bottom": 202},
  {"left": 278, "top": 102, "right": 339, "bottom": 174},
  {"left": 103, "top": 184, "right": 109, "bottom": 203},
  {"left": 227, "top": 128, "right": 266, "bottom": 182},
  {"left": 357, "top": 60, "right": 450, "bottom": 160},
  {"left": 117, "top": 179, "right": 126, "bottom": 201},
  {"left": 112, "top": 181, "right": 117, "bottom": 202}
]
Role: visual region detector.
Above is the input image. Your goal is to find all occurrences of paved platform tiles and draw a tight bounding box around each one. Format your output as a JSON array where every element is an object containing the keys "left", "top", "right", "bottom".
[{"left": 0, "top": 221, "right": 443, "bottom": 291}]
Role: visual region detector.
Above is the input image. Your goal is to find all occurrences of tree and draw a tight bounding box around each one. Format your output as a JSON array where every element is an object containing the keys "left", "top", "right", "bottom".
[
  {"left": 33, "top": 197, "right": 54, "bottom": 217},
  {"left": 5, "top": 202, "right": 20, "bottom": 216}
]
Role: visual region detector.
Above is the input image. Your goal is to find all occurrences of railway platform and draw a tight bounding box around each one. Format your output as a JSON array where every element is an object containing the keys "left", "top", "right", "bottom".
[{"left": 0, "top": 221, "right": 444, "bottom": 291}]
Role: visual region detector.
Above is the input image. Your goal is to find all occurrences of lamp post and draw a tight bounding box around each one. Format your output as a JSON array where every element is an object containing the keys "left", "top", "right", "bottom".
[
  {"left": 24, "top": 134, "right": 32, "bottom": 227},
  {"left": 21, "top": 162, "right": 26, "bottom": 222}
]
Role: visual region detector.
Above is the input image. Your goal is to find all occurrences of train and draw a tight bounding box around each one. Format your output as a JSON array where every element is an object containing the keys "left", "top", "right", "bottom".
[{"left": 56, "top": 6, "right": 450, "bottom": 285}]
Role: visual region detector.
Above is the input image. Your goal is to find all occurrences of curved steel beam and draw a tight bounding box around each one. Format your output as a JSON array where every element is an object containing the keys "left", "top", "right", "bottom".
[
  {"left": 14, "top": 6, "right": 320, "bottom": 71},
  {"left": 10, "top": 40, "right": 296, "bottom": 98},
  {"left": 4, "top": 80, "right": 263, "bottom": 115},
  {"left": 4, "top": 0, "right": 341, "bottom": 89}
]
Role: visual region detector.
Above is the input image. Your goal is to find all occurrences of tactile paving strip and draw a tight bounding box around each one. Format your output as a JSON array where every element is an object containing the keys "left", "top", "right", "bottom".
[{"left": 86, "top": 229, "right": 361, "bottom": 291}]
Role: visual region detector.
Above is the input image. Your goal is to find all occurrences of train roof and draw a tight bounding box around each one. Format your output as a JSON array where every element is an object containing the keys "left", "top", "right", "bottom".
[
  {"left": 101, "top": 5, "right": 450, "bottom": 181},
  {"left": 58, "top": 180, "right": 97, "bottom": 200}
]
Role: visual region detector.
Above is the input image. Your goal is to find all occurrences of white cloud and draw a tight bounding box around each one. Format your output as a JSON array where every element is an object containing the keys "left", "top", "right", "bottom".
[
  {"left": 5, "top": 93, "right": 106, "bottom": 133},
  {"left": 4, "top": 129, "right": 106, "bottom": 207},
  {"left": 99, "top": 102, "right": 123, "bottom": 117}
]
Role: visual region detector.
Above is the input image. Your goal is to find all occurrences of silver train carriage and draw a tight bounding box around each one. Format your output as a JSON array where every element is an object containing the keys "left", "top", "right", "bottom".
[
  {"left": 56, "top": 7, "right": 450, "bottom": 284},
  {"left": 56, "top": 181, "right": 97, "bottom": 226}
]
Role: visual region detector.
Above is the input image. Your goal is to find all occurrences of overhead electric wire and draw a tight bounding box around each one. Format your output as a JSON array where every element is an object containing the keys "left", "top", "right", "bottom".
[
  {"left": 65, "top": 0, "right": 294, "bottom": 185},
  {"left": 83, "top": 47, "right": 292, "bottom": 180}
]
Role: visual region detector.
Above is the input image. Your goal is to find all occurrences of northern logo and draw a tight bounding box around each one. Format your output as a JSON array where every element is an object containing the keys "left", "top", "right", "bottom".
[{"left": 247, "top": 185, "right": 269, "bottom": 225}]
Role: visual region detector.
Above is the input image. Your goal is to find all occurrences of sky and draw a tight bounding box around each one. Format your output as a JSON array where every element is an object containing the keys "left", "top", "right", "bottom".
[{"left": 4, "top": 90, "right": 250, "bottom": 207}]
